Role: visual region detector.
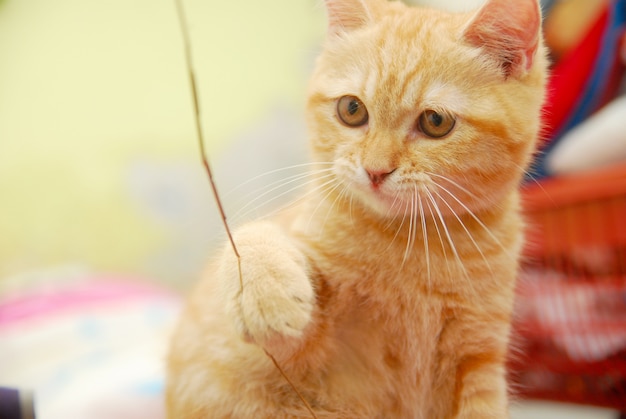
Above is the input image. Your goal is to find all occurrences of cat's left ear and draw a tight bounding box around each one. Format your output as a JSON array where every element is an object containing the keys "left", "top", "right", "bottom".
[
  {"left": 324, "top": 0, "right": 380, "bottom": 36},
  {"left": 462, "top": 0, "right": 541, "bottom": 78}
]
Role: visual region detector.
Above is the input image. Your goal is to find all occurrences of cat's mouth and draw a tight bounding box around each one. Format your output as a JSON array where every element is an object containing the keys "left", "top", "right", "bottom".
[
  {"left": 352, "top": 174, "right": 478, "bottom": 221},
  {"left": 352, "top": 181, "right": 422, "bottom": 219},
  {"left": 335, "top": 162, "right": 479, "bottom": 220}
]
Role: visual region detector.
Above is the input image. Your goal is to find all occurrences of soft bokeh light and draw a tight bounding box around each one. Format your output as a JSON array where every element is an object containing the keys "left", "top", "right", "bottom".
[{"left": 0, "top": 0, "right": 324, "bottom": 286}]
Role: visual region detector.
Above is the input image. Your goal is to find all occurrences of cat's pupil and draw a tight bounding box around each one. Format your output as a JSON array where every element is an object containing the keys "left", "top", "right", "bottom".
[
  {"left": 430, "top": 112, "right": 443, "bottom": 127},
  {"left": 418, "top": 109, "right": 456, "bottom": 138},
  {"left": 348, "top": 100, "right": 360, "bottom": 115},
  {"left": 337, "top": 95, "right": 368, "bottom": 127}
]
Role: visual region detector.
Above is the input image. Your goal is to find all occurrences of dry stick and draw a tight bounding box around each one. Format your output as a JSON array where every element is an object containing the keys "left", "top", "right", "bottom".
[
  {"left": 172, "top": 2, "right": 318, "bottom": 418},
  {"left": 264, "top": 349, "right": 318, "bottom": 417},
  {"left": 173, "top": 0, "right": 242, "bottom": 292}
]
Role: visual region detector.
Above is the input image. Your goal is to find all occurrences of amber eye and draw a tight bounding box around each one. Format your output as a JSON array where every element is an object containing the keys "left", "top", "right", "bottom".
[
  {"left": 337, "top": 95, "right": 369, "bottom": 127},
  {"left": 418, "top": 109, "right": 456, "bottom": 138}
]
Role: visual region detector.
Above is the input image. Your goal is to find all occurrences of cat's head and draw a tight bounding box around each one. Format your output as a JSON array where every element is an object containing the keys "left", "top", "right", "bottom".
[{"left": 306, "top": 0, "right": 547, "bottom": 219}]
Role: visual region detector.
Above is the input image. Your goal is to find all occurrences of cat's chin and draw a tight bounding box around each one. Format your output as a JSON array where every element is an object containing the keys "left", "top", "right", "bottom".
[
  {"left": 353, "top": 184, "right": 484, "bottom": 223},
  {"left": 352, "top": 187, "right": 409, "bottom": 220}
]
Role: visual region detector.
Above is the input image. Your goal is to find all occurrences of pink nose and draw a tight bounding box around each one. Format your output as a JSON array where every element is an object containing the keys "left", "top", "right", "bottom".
[{"left": 366, "top": 168, "right": 395, "bottom": 186}]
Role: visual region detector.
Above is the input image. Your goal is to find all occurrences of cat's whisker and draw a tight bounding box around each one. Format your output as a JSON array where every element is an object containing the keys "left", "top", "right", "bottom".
[
  {"left": 423, "top": 194, "right": 453, "bottom": 281},
  {"left": 232, "top": 181, "right": 333, "bottom": 227},
  {"left": 225, "top": 162, "right": 334, "bottom": 197},
  {"left": 348, "top": 190, "right": 355, "bottom": 227},
  {"left": 402, "top": 196, "right": 411, "bottom": 264},
  {"left": 317, "top": 181, "right": 351, "bottom": 238},
  {"left": 430, "top": 187, "right": 495, "bottom": 279},
  {"left": 510, "top": 159, "right": 541, "bottom": 184},
  {"left": 382, "top": 191, "right": 403, "bottom": 232},
  {"left": 229, "top": 173, "right": 330, "bottom": 220},
  {"left": 230, "top": 168, "right": 335, "bottom": 213},
  {"left": 430, "top": 180, "right": 513, "bottom": 261},
  {"left": 231, "top": 170, "right": 334, "bottom": 215},
  {"left": 388, "top": 191, "right": 403, "bottom": 217},
  {"left": 247, "top": 167, "right": 334, "bottom": 194},
  {"left": 382, "top": 203, "right": 398, "bottom": 232},
  {"left": 398, "top": 188, "right": 422, "bottom": 274},
  {"left": 401, "top": 188, "right": 416, "bottom": 267},
  {"left": 231, "top": 172, "right": 336, "bottom": 223},
  {"left": 253, "top": 177, "right": 340, "bottom": 225},
  {"left": 410, "top": 189, "right": 419, "bottom": 259},
  {"left": 386, "top": 196, "right": 411, "bottom": 254},
  {"left": 303, "top": 178, "right": 345, "bottom": 235},
  {"left": 416, "top": 188, "right": 431, "bottom": 288},
  {"left": 423, "top": 187, "right": 475, "bottom": 295},
  {"left": 424, "top": 172, "right": 482, "bottom": 203},
  {"left": 332, "top": 185, "right": 354, "bottom": 228},
  {"left": 510, "top": 161, "right": 555, "bottom": 205}
]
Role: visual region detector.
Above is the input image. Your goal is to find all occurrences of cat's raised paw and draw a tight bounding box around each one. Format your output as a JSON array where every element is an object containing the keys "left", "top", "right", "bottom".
[
  {"left": 218, "top": 222, "right": 315, "bottom": 348},
  {"left": 238, "top": 258, "right": 314, "bottom": 345}
]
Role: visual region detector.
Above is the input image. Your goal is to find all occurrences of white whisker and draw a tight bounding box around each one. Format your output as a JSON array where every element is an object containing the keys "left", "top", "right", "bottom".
[
  {"left": 312, "top": 180, "right": 348, "bottom": 237},
  {"left": 430, "top": 180, "right": 512, "bottom": 260},
  {"left": 424, "top": 195, "right": 453, "bottom": 281},
  {"left": 386, "top": 196, "right": 410, "bottom": 254},
  {"left": 231, "top": 172, "right": 335, "bottom": 222},
  {"left": 423, "top": 187, "right": 475, "bottom": 295},
  {"left": 256, "top": 179, "right": 339, "bottom": 224},
  {"left": 387, "top": 192, "right": 402, "bottom": 218},
  {"left": 225, "top": 162, "right": 334, "bottom": 196},
  {"left": 417, "top": 188, "right": 430, "bottom": 287},
  {"left": 348, "top": 190, "right": 355, "bottom": 226},
  {"left": 231, "top": 168, "right": 334, "bottom": 210},
  {"left": 383, "top": 191, "right": 403, "bottom": 231},
  {"left": 510, "top": 161, "right": 554, "bottom": 206},
  {"left": 424, "top": 172, "right": 481, "bottom": 202},
  {"left": 430, "top": 187, "right": 495, "bottom": 277},
  {"left": 402, "top": 188, "right": 416, "bottom": 266}
]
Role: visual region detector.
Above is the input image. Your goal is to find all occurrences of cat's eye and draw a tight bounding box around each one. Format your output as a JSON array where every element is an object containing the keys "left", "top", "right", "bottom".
[
  {"left": 337, "top": 95, "right": 369, "bottom": 127},
  {"left": 418, "top": 110, "right": 456, "bottom": 138}
]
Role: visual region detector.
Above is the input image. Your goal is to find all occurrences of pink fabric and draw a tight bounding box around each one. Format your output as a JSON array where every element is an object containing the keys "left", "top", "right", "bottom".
[
  {"left": 0, "top": 272, "right": 180, "bottom": 419},
  {"left": 0, "top": 276, "right": 175, "bottom": 328}
]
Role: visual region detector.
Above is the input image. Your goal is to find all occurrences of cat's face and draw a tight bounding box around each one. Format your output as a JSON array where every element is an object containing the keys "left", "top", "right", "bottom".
[{"left": 306, "top": 0, "right": 546, "bottom": 220}]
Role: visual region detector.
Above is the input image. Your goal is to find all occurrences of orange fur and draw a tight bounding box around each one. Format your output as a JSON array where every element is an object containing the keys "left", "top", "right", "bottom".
[{"left": 166, "top": 0, "right": 547, "bottom": 417}]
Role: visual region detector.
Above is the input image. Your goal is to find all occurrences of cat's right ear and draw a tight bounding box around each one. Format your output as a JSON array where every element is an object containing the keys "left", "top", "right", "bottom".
[
  {"left": 462, "top": 0, "right": 541, "bottom": 78},
  {"left": 324, "top": 0, "right": 377, "bottom": 36}
]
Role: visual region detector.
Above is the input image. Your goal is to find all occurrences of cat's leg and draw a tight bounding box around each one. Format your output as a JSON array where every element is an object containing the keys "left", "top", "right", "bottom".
[
  {"left": 165, "top": 221, "right": 327, "bottom": 417},
  {"left": 452, "top": 353, "right": 510, "bottom": 419},
  {"left": 217, "top": 220, "right": 316, "bottom": 357},
  {"left": 434, "top": 316, "right": 511, "bottom": 419}
]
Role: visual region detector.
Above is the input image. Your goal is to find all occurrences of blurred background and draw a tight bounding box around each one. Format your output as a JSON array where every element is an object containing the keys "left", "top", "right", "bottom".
[
  {"left": 0, "top": 0, "right": 624, "bottom": 418},
  {"left": 0, "top": 0, "right": 324, "bottom": 288}
]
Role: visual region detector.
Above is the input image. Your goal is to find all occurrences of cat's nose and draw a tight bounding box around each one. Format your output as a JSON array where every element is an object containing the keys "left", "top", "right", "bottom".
[{"left": 365, "top": 168, "right": 395, "bottom": 186}]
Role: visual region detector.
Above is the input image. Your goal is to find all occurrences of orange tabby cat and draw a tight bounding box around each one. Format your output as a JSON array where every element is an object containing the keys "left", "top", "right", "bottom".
[{"left": 166, "top": 0, "right": 547, "bottom": 417}]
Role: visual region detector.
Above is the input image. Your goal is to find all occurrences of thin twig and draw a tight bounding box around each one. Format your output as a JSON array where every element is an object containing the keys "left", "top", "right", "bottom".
[
  {"left": 265, "top": 350, "right": 319, "bottom": 419},
  {"left": 173, "top": 0, "right": 242, "bottom": 291},
  {"left": 173, "top": 2, "right": 317, "bottom": 418}
]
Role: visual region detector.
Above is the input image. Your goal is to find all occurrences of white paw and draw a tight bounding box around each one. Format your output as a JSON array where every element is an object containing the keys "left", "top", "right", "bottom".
[
  {"left": 219, "top": 222, "right": 315, "bottom": 346},
  {"left": 239, "top": 256, "right": 314, "bottom": 343}
]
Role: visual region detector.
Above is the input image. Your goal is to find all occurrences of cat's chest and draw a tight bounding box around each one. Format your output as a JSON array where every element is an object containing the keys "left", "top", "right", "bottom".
[
  {"left": 318, "top": 285, "right": 444, "bottom": 415},
  {"left": 329, "top": 280, "right": 444, "bottom": 361}
]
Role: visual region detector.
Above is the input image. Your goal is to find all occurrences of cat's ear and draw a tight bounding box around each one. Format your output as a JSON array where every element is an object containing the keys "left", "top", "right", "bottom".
[
  {"left": 324, "top": 0, "right": 379, "bottom": 36},
  {"left": 462, "top": 0, "right": 541, "bottom": 78}
]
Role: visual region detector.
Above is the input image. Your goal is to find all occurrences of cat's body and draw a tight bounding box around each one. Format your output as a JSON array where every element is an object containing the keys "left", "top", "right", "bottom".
[{"left": 166, "top": 0, "right": 547, "bottom": 418}]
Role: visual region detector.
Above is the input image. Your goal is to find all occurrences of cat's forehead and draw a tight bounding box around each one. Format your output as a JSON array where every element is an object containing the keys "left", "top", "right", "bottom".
[
  {"left": 319, "top": 11, "right": 476, "bottom": 116},
  {"left": 322, "top": 51, "right": 471, "bottom": 118}
]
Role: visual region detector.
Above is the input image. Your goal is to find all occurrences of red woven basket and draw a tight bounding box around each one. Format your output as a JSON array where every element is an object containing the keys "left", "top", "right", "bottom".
[{"left": 509, "top": 163, "right": 626, "bottom": 410}]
